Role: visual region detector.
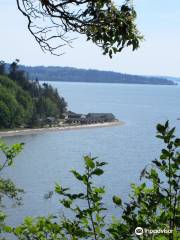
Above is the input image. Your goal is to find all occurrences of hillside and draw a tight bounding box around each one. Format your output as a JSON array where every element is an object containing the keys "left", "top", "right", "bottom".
[
  {"left": 0, "top": 74, "right": 33, "bottom": 128},
  {"left": 0, "top": 61, "right": 67, "bottom": 129},
  {"left": 20, "top": 65, "right": 176, "bottom": 85}
]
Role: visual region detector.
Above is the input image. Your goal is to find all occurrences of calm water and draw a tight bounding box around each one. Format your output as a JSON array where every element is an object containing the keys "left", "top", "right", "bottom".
[{"left": 2, "top": 82, "right": 180, "bottom": 226}]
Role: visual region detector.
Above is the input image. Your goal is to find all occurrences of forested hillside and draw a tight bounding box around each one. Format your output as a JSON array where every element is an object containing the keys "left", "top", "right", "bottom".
[
  {"left": 20, "top": 65, "right": 175, "bottom": 85},
  {"left": 0, "top": 60, "right": 67, "bottom": 129}
]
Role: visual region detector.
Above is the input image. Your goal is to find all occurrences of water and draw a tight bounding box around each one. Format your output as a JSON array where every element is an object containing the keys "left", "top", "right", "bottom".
[{"left": 1, "top": 82, "right": 180, "bottom": 226}]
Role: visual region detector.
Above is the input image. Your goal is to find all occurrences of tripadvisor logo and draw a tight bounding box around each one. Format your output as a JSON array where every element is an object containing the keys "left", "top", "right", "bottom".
[
  {"left": 135, "top": 227, "right": 174, "bottom": 236},
  {"left": 135, "top": 227, "right": 143, "bottom": 235}
]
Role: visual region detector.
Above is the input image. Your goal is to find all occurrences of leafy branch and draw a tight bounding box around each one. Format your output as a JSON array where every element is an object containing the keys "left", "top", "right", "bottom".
[{"left": 16, "top": 0, "right": 143, "bottom": 57}]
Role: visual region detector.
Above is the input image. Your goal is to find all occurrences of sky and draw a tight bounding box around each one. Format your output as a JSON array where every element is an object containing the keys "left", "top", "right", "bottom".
[{"left": 0, "top": 0, "right": 180, "bottom": 77}]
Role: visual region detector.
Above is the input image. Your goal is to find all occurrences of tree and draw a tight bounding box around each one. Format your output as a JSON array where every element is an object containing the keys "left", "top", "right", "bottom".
[
  {"left": 0, "top": 61, "right": 5, "bottom": 75},
  {"left": 0, "top": 61, "right": 67, "bottom": 128},
  {"left": 42, "top": 83, "right": 67, "bottom": 117},
  {"left": 0, "top": 74, "right": 33, "bottom": 129},
  {"left": 36, "top": 97, "right": 59, "bottom": 118},
  {"left": 9, "top": 60, "right": 32, "bottom": 91},
  {"left": 0, "top": 101, "right": 11, "bottom": 128},
  {"left": 16, "top": 0, "right": 142, "bottom": 57},
  {"left": 9, "top": 59, "right": 20, "bottom": 81}
]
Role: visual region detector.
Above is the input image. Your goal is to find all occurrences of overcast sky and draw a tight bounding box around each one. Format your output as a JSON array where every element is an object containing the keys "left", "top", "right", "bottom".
[{"left": 0, "top": 0, "right": 180, "bottom": 77}]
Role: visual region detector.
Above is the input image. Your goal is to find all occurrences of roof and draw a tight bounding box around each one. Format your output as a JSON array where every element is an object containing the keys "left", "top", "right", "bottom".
[
  {"left": 87, "top": 113, "right": 115, "bottom": 118},
  {"left": 68, "top": 113, "right": 86, "bottom": 119}
]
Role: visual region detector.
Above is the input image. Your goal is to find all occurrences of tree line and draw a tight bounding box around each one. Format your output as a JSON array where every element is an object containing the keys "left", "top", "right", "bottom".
[
  {"left": 0, "top": 60, "right": 67, "bottom": 129},
  {"left": 20, "top": 65, "right": 175, "bottom": 85}
]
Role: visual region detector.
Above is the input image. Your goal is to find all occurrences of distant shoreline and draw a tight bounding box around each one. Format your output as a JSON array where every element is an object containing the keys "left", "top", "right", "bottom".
[
  {"left": 39, "top": 80, "right": 177, "bottom": 86},
  {"left": 0, "top": 120, "right": 124, "bottom": 137},
  {"left": 19, "top": 64, "right": 176, "bottom": 85}
]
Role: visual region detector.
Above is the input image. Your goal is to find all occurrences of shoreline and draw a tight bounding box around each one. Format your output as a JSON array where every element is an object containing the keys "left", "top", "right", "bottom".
[{"left": 0, "top": 120, "right": 124, "bottom": 137}]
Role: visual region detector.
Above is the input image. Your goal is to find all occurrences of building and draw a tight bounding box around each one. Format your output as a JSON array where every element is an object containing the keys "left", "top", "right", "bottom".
[
  {"left": 86, "top": 113, "right": 115, "bottom": 122},
  {"left": 65, "top": 112, "right": 86, "bottom": 124},
  {"left": 65, "top": 112, "right": 115, "bottom": 124}
]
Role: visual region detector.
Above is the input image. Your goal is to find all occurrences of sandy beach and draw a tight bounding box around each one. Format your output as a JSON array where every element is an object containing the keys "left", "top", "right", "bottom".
[{"left": 0, "top": 120, "right": 124, "bottom": 137}]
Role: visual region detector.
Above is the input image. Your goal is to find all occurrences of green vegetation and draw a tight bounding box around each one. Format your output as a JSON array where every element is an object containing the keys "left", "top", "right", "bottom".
[
  {"left": 17, "top": 0, "right": 142, "bottom": 57},
  {"left": 0, "top": 74, "right": 33, "bottom": 128},
  {"left": 0, "top": 122, "right": 179, "bottom": 239},
  {"left": 0, "top": 60, "right": 67, "bottom": 129}
]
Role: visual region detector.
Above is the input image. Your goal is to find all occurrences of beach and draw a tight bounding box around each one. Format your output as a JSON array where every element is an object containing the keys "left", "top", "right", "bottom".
[{"left": 0, "top": 120, "right": 124, "bottom": 137}]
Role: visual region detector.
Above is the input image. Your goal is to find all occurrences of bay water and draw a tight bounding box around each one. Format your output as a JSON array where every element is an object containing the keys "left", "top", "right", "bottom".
[{"left": 2, "top": 82, "right": 180, "bottom": 226}]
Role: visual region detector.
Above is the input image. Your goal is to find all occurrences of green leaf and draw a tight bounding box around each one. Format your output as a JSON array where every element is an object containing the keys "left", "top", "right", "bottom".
[
  {"left": 162, "top": 149, "right": 170, "bottom": 156},
  {"left": 96, "top": 161, "right": 107, "bottom": 167},
  {"left": 61, "top": 199, "right": 72, "bottom": 208},
  {"left": 24, "top": 216, "right": 33, "bottom": 225},
  {"left": 156, "top": 123, "right": 165, "bottom": 134},
  {"left": 152, "top": 160, "right": 161, "bottom": 167},
  {"left": 109, "top": 49, "right": 113, "bottom": 58},
  {"left": 165, "top": 120, "right": 169, "bottom": 129},
  {"left": 174, "top": 138, "right": 180, "bottom": 147},
  {"left": 112, "top": 196, "right": 122, "bottom": 206},
  {"left": 71, "top": 170, "right": 83, "bottom": 181},
  {"left": 168, "top": 127, "right": 175, "bottom": 137},
  {"left": 82, "top": 175, "right": 88, "bottom": 184},
  {"left": 92, "top": 168, "right": 104, "bottom": 176},
  {"left": 55, "top": 183, "right": 63, "bottom": 194},
  {"left": 156, "top": 134, "right": 164, "bottom": 139},
  {"left": 94, "top": 187, "right": 105, "bottom": 194},
  {"left": 3, "top": 225, "right": 13, "bottom": 233},
  {"left": 150, "top": 168, "right": 158, "bottom": 178},
  {"left": 84, "top": 156, "right": 95, "bottom": 169},
  {"left": 8, "top": 159, "right": 13, "bottom": 166}
]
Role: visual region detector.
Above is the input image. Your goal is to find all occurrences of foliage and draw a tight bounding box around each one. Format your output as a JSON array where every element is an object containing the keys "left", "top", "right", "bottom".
[
  {"left": 0, "top": 61, "right": 5, "bottom": 75},
  {"left": 0, "top": 75, "right": 33, "bottom": 128},
  {"left": 108, "top": 121, "right": 180, "bottom": 240},
  {"left": 16, "top": 0, "right": 143, "bottom": 56},
  {"left": 9, "top": 155, "right": 108, "bottom": 240},
  {"left": 4, "top": 122, "right": 179, "bottom": 240},
  {"left": 0, "top": 60, "right": 67, "bottom": 129},
  {"left": 0, "top": 141, "right": 24, "bottom": 236}
]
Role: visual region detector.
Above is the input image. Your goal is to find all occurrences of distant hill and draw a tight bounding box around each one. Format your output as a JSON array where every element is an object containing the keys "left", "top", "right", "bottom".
[{"left": 19, "top": 65, "right": 176, "bottom": 85}]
